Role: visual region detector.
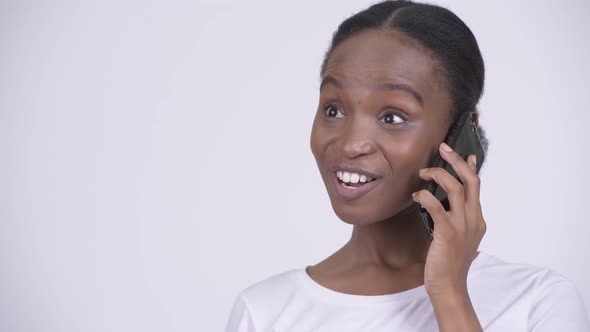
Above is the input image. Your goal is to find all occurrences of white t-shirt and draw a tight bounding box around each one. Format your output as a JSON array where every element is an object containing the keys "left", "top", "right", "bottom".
[{"left": 225, "top": 251, "right": 589, "bottom": 331}]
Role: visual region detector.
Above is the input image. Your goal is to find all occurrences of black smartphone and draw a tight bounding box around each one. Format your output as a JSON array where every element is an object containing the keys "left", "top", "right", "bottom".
[{"left": 419, "top": 111, "right": 486, "bottom": 237}]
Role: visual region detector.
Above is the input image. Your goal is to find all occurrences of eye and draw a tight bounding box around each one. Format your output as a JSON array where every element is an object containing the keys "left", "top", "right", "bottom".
[
  {"left": 324, "top": 104, "right": 344, "bottom": 119},
  {"left": 380, "top": 111, "right": 406, "bottom": 125}
]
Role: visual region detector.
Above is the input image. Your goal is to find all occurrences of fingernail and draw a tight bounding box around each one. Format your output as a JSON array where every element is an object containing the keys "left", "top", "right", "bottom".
[
  {"left": 419, "top": 168, "right": 428, "bottom": 173},
  {"left": 441, "top": 142, "right": 452, "bottom": 152}
]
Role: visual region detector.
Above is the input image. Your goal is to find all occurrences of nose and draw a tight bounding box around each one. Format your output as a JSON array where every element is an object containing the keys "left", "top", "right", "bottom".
[{"left": 340, "top": 119, "right": 376, "bottom": 158}]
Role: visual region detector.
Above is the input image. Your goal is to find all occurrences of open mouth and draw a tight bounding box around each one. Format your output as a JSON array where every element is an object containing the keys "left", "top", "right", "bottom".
[{"left": 335, "top": 171, "right": 377, "bottom": 189}]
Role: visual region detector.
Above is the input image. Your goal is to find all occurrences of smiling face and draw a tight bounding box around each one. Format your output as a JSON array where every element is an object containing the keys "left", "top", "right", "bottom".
[{"left": 310, "top": 28, "right": 454, "bottom": 225}]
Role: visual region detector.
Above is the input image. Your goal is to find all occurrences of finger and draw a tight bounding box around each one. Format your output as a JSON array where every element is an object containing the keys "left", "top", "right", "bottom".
[
  {"left": 439, "top": 142, "right": 481, "bottom": 204},
  {"left": 418, "top": 167, "right": 465, "bottom": 225},
  {"left": 465, "top": 154, "right": 479, "bottom": 205},
  {"left": 412, "top": 189, "right": 452, "bottom": 235},
  {"left": 467, "top": 154, "right": 476, "bottom": 172}
]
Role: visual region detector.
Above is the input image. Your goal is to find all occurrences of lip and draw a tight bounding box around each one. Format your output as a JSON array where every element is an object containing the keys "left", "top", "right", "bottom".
[
  {"left": 331, "top": 171, "right": 381, "bottom": 201},
  {"left": 330, "top": 164, "right": 382, "bottom": 180}
]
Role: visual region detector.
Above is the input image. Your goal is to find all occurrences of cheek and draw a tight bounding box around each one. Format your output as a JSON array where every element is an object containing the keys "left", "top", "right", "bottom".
[
  {"left": 309, "top": 121, "right": 320, "bottom": 158},
  {"left": 384, "top": 134, "right": 430, "bottom": 168},
  {"left": 390, "top": 117, "right": 448, "bottom": 169},
  {"left": 379, "top": 133, "right": 436, "bottom": 192},
  {"left": 309, "top": 117, "right": 330, "bottom": 160}
]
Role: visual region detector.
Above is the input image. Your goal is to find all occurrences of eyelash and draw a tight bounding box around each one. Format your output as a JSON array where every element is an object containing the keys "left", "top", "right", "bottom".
[{"left": 323, "top": 104, "right": 407, "bottom": 125}]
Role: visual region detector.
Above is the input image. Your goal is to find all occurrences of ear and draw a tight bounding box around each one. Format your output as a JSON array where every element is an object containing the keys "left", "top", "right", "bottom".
[{"left": 470, "top": 111, "right": 479, "bottom": 128}]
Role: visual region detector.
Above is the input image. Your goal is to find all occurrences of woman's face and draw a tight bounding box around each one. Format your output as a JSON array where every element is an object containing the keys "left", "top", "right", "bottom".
[{"left": 310, "top": 28, "right": 453, "bottom": 225}]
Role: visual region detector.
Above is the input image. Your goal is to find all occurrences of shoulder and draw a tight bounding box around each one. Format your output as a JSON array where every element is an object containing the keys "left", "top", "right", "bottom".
[
  {"left": 237, "top": 268, "right": 304, "bottom": 317},
  {"left": 471, "top": 251, "right": 578, "bottom": 289},
  {"left": 470, "top": 251, "right": 590, "bottom": 331},
  {"left": 240, "top": 268, "right": 302, "bottom": 304},
  {"left": 226, "top": 268, "right": 303, "bottom": 331}
]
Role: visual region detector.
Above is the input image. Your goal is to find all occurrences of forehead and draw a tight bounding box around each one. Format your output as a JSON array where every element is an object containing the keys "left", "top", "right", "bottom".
[{"left": 323, "top": 29, "right": 446, "bottom": 95}]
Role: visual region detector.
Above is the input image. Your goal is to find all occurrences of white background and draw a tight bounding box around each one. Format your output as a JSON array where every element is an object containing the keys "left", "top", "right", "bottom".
[{"left": 1, "top": 0, "right": 589, "bottom": 331}]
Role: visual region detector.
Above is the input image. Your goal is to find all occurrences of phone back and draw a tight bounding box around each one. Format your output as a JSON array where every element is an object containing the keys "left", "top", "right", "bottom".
[
  {"left": 420, "top": 111, "right": 486, "bottom": 235},
  {"left": 427, "top": 111, "right": 485, "bottom": 201}
]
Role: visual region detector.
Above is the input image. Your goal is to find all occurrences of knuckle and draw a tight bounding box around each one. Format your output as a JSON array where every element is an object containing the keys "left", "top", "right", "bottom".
[
  {"left": 420, "top": 192, "right": 449, "bottom": 220},
  {"left": 432, "top": 203, "right": 446, "bottom": 215},
  {"left": 450, "top": 182, "right": 464, "bottom": 195},
  {"left": 479, "top": 219, "right": 487, "bottom": 234},
  {"left": 422, "top": 198, "right": 435, "bottom": 209},
  {"left": 431, "top": 167, "right": 444, "bottom": 174},
  {"left": 471, "top": 175, "right": 481, "bottom": 185},
  {"left": 414, "top": 189, "right": 426, "bottom": 199}
]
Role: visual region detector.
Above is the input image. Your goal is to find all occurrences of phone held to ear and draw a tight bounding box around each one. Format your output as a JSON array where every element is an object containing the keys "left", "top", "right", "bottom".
[{"left": 419, "top": 111, "right": 486, "bottom": 237}]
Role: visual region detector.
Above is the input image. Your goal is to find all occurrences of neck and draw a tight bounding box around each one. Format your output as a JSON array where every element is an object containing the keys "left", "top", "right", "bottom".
[{"left": 343, "top": 205, "right": 432, "bottom": 270}]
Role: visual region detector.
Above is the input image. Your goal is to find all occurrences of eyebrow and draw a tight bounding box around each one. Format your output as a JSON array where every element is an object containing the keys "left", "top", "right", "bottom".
[{"left": 320, "top": 75, "right": 424, "bottom": 107}]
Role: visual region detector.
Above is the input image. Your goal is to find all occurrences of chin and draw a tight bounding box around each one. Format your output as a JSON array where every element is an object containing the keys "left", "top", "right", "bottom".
[
  {"left": 335, "top": 211, "right": 377, "bottom": 225},
  {"left": 330, "top": 197, "right": 416, "bottom": 226},
  {"left": 330, "top": 200, "right": 390, "bottom": 225}
]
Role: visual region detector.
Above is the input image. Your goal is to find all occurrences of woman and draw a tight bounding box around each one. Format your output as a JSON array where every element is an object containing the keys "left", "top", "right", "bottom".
[{"left": 226, "top": 1, "right": 589, "bottom": 331}]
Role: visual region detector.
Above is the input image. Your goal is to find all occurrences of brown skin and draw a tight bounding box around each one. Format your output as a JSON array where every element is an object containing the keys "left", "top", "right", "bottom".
[{"left": 309, "top": 28, "right": 486, "bottom": 331}]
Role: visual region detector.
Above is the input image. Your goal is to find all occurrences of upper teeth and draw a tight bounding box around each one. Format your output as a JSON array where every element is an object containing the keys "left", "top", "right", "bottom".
[{"left": 336, "top": 171, "right": 374, "bottom": 184}]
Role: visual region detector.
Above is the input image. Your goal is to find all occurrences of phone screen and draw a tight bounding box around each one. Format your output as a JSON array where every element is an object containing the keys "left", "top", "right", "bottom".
[{"left": 419, "top": 111, "right": 486, "bottom": 236}]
